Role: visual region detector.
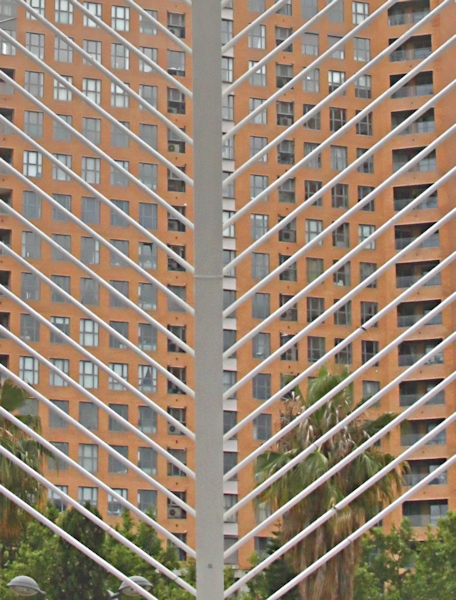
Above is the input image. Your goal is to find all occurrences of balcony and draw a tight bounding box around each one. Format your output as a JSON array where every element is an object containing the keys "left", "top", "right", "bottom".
[
  {"left": 0, "top": 68, "right": 14, "bottom": 95},
  {"left": 388, "top": 0, "right": 430, "bottom": 26},
  {"left": 403, "top": 500, "right": 448, "bottom": 526},
  {"left": 398, "top": 339, "right": 443, "bottom": 367},
  {"left": 400, "top": 419, "right": 446, "bottom": 446},
  {"left": 394, "top": 223, "right": 439, "bottom": 250},
  {"left": 397, "top": 300, "right": 442, "bottom": 327},
  {"left": 391, "top": 72, "right": 433, "bottom": 98},
  {"left": 0, "top": 312, "right": 9, "bottom": 338},
  {"left": 396, "top": 260, "right": 440, "bottom": 288},
  {"left": 0, "top": 108, "right": 13, "bottom": 134},
  {"left": 399, "top": 379, "right": 444, "bottom": 407},
  {"left": 392, "top": 147, "right": 436, "bottom": 173},
  {"left": 392, "top": 109, "right": 435, "bottom": 136},
  {"left": 393, "top": 184, "right": 437, "bottom": 211},
  {"left": 403, "top": 460, "right": 447, "bottom": 487},
  {"left": 389, "top": 35, "right": 432, "bottom": 62}
]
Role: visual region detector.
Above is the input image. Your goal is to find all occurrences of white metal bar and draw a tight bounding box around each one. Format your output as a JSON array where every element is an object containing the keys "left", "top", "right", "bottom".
[
  {"left": 0, "top": 401, "right": 195, "bottom": 555},
  {"left": 0, "top": 485, "right": 161, "bottom": 600},
  {"left": 223, "top": 0, "right": 398, "bottom": 97},
  {"left": 224, "top": 254, "right": 456, "bottom": 475},
  {"left": 0, "top": 329, "right": 195, "bottom": 482},
  {"left": 223, "top": 5, "right": 454, "bottom": 143},
  {"left": 224, "top": 175, "right": 454, "bottom": 386},
  {"left": 225, "top": 5, "right": 454, "bottom": 182},
  {"left": 0, "top": 445, "right": 195, "bottom": 594},
  {"left": 225, "top": 332, "right": 456, "bottom": 522},
  {"left": 221, "top": 0, "right": 334, "bottom": 53},
  {"left": 223, "top": 37, "right": 456, "bottom": 233},
  {"left": 0, "top": 169, "right": 195, "bottom": 328},
  {"left": 0, "top": 70, "right": 192, "bottom": 232},
  {"left": 13, "top": 0, "right": 193, "bottom": 151},
  {"left": 266, "top": 454, "right": 456, "bottom": 600},
  {"left": 193, "top": 0, "right": 224, "bottom": 598},
  {"left": 0, "top": 282, "right": 194, "bottom": 430},
  {"left": 224, "top": 129, "right": 455, "bottom": 321},
  {"left": 226, "top": 393, "right": 456, "bottom": 595},
  {"left": 121, "top": 0, "right": 192, "bottom": 54}
]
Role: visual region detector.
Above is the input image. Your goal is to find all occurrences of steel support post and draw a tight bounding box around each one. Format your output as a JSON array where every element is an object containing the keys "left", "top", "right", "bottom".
[{"left": 192, "top": 1, "right": 224, "bottom": 600}]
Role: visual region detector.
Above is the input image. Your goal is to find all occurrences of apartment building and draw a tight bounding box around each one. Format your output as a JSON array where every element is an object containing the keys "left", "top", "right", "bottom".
[{"left": 0, "top": 0, "right": 454, "bottom": 568}]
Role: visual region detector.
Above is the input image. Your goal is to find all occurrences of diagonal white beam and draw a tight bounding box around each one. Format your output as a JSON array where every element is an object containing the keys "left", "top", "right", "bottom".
[{"left": 0, "top": 445, "right": 196, "bottom": 594}]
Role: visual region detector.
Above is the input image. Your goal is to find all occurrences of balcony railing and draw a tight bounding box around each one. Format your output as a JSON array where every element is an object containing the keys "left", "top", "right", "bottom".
[
  {"left": 388, "top": 10, "right": 430, "bottom": 25},
  {"left": 390, "top": 47, "right": 432, "bottom": 62},
  {"left": 391, "top": 83, "right": 433, "bottom": 98},
  {"left": 398, "top": 121, "right": 435, "bottom": 135},
  {"left": 400, "top": 391, "right": 445, "bottom": 406},
  {"left": 396, "top": 273, "right": 441, "bottom": 288},
  {"left": 406, "top": 513, "right": 446, "bottom": 527},
  {"left": 403, "top": 472, "right": 447, "bottom": 486},
  {"left": 395, "top": 232, "right": 439, "bottom": 250},
  {"left": 397, "top": 313, "right": 442, "bottom": 327},
  {"left": 401, "top": 432, "right": 446, "bottom": 446},
  {"left": 394, "top": 195, "right": 438, "bottom": 211},
  {"left": 398, "top": 351, "right": 443, "bottom": 367}
]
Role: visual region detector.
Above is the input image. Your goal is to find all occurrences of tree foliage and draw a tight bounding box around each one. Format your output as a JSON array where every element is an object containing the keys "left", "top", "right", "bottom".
[
  {"left": 254, "top": 367, "right": 404, "bottom": 600},
  {"left": 0, "top": 380, "right": 47, "bottom": 547}
]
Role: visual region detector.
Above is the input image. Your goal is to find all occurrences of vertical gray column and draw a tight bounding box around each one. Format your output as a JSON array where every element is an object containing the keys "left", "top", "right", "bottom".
[{"left": 192, "top": 1, "right": 224, "bottom": 600}]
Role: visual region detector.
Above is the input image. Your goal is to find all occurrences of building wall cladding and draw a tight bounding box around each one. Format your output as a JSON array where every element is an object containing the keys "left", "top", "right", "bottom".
[{"left": 0, "top": 0, "right": 454, "bottom": 568}]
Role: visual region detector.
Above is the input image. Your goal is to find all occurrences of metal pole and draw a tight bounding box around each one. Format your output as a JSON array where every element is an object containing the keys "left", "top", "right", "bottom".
[{"left": 192, "top": 1, "right": 224, "bottom": 600}]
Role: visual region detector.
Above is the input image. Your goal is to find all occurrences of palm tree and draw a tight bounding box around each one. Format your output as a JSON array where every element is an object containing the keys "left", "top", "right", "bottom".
[
  {"left": 255, "top": 367, "right": 404, "bottom": 600},
  {"left": 0, "top": 379, "right": 46, "bottom": 546}
]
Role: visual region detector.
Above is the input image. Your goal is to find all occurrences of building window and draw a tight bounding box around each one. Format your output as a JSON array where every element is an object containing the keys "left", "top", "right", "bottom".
[
  {"left": 81, "top": 197, "right": 99, "bottom": 224},
  {"left": 79, "top": 402, "right": 98, "bottom": 430},
  {"left": 334, "top": 300, "right": 352, "bottom": 325},
  {"left": 78, "top": 444, "right": 98, "bottom": 473},
  {"left": 167, "top": 87, "right": 184, "bottom": 113},
  {"left": 254, "top": 414, "right": 272, "bottom": 440},
  {"left": 138, "top": 447, "right": 157, "bottom": 475},
  {"left": 279, "top": 218, "right": 296, "bottom": 243},
  {"left": 355, "top": 74, "right": 372, "bottom": 98},
  {"left": 360, "top": 262, "right": 377, "bottom": 288},
  {"left": 353, "top": 1, "right": 369, "bottom": 23},
  {"left": 79, "top": 319, "right": 98, "bottom": 347},
  {"left": 49, "top": 359, "right": 69, "bottom": 386},
  {"left": 53, "top": 115, "right": 72, "bottom": 142},
  {"left": 80, "top": 278, "right": 99, "bottom": 305},
  {"left": 81, "top": 157, "right": 101, "bottom": 184},
  {"left": 138, "top": 490, "right": 157, "bottom": 512},
  {"left": 107, "top": 489, "right": 128, "bottom": 516},
  {"left": 303, "top": 104, "right": 320, "bottom": 130},
  {"left": 276, "top": 63, "right": 293, "bottom": 87},
  {"left": 334, "top": 262, "right": 351, "bottom": 286},
  {"left": 111, "top": 82, "right": 129, "bottom": 108},
  {"left": 252, "top": 293, "right": 270, "bottom": 319},
  {"left": 78, "top": 487, "right": 98, "bottom": 507},
  {"left": 332, "top": 184, "right": 349, "bottom": 209},
  {"left": 49, "top": 400, "right": 69, "bottom": 429},
  {"left": 328, "top": 34, "right": 344, "bottom": 59},
  {"left": 252, "top": 333, "right": 270, "bottom": 359},
  {"left": 111, "top": 5, "right": 129, "bottom": 31},
  {"left": 248, "top": 24, "right": 265, "bottom": 49},
  {"left": 108, "top": 363, "right": 129, "bottom": 391},
  {"left": 221, "top": 56, "right": 234, "bottom": 83},
  {"left": 52, "top": 153, "right": 72, "bottom": 180},
  {"left": 22, "top": 191, "right": 41, "bottom": 219},
  {"left": 362, "top": 340, "right": 379, "bottom": 364},
  {"left": 51, "top": 275, "right": 70, "bottom": 303},
  {"left": 253, "top": 373, "right": 271, "bottom": 400},
  {"left": 276, "top": 101, "right": 293, "bottom": 126},
  {"left": 55, "top": 0, "right": 73, "bottom": 23},
  {"left": 111, "top": 43, "right": 129, "bottom": 69},
  {"left": 330, "top": 145, "right": 348, "bottom": 170},
  {"left": 280, "top": 294, "right": 298, "bottom": 321},
  {"left": 250, "top": 97, "right": 267, "bottom": 124},
  {"left": 83, "top": 39, "right": 101, "bottom": 63},
  {"left": 305, "top": 219, "right": 322, "bottom": 243},
  {"left": 333, "top": 223, "right": 350, "bottom": 248},
  {"left": 23, "top": 111, "right": 43, "bottom": 139},
  {"left": 110, "top": 161, "right": 129, "bottom": 188},
  {"left": 307, "top": 297, "right": 324, "bottom": 322},
  {"left": 362, "top": 380, "right": 380, "bottom": 401},
  {"left": 280, "top": 333, "right": 298, "bottom": 361},
  {"left": 54, "top": 38, "right": 73, "bottom": 62},
  {"left": 21, "top": 273, "right": 40, "bottom": 301},
  {"left": 250, "top": 174, "right": 269, "bottom": 200},
  {"left": 252, "top": 253, "right": 269, "bottom": 280},
  {"left": 303, "top": 142, "right": 321, "bottom": 169},
  {"left": 327, "top": 0, "right": 344, "bottom": 21},
  {"left": 140, "top": 9, "right": 157, "bottom": 34},
  {"left": 354, "top": 37, "right": 371, "bottom": 62},
  {"left": 335, "top": 339, "right": 352, "bottom": 364},
  {"left": 51, "top": 234, "right": 71, "bottom": 261},
  {"left": 138, "top": 365, "right": 157, "bottom": 392},
  {"left": 82, "top": 78, "right": 101, "bottom": 103},
  {"left": 19, "top": 357, "right": 39, "bottom": 384},
  {"left": 357, "top": 148, "right": 374, "bottom": 173},
  {"left": 329, "top": 107, "right": 346, "bottom": 132},
  {"left": 25, "top": 71, "right": 44, "bottom": 97},
  {"left": 361, "top": 301, "right": 378, "bottom": 326},
  {"left": 359, "top": 224, "right": 376, "bottom": 249},
  {"left": 328, "top": 70, "right": 346, "bottom": 93},
  {"left": 249, "top": 61, "right": 266, "bottom": 86},
  {"left": 308, "top": 337, "right": 325, "bottom": 362},
  {"left": 307, "top": 257, "right": 323, "bottom": 282},
  {"left": 279, "top": 254, "right": 297, "bottom": 281},
  {"left": 108, "top": 446, "right": 128, "bottom": 474},
  {"left": 50, "top": 316, "right": 70, "bottom": 344},
  {"left": 168, "top": 448, "right": 187, "bottom": 477},
  {"left": 169, "top": 50, "right": 186, "bottom": 76},
  {"left": 302, "top": 32, "right": 319, "bottom": 55},
  {"left": 168, "top": 12, "right": 185, "bottom": 37},
  {"left": 278, "top": 179, "right": 295, "bottom": 203},
  {"left": 22, "top": 231, "right": 41, "bottom": 259},
  {"left": 138, "top": 406, "right": 157, "bottom": 434},
  {"left": 277, "top": 140, "right": 294, "bottom": 164},
  {"left": 83, "top": 1, "right": 101, "bottom": 26},
  {"left": 23, "top": 151, "right": 42, "bottom": 178},
  {"left": 82, "top": 117, "right": 101, "bottom": 144},
  {"left": 79, "top": 361, "right": 98, "bottom": 388},
  {"left": 305, "top": 179, "right": 322, "bottom": 204},
  {"left": 303, "top": 68, "right": 319, "bottom": 93}
]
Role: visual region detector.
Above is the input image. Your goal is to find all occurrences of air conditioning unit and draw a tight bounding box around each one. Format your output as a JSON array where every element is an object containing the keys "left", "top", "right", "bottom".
[
  {"left": 168, "top": 26, "right": 179, "bottom": 36},
  {"left": 168, "top": 68, "right": 178, "bottom": 75},
  {"left": 278, "top": 116, "right": 291, "bottom": 126},
  {"left": 280, "top": 230, "right": 295, "bottom": 242},
  {"left": 168, "top": 506, "right": 185, "bottom": 518},
  {"left": 168, "top": 423, "right": 179, "bottom": 434},
  {"left": 168, "top": 106, "right": 179, "bottom": 114},
  {"left": 168, "top": 143, "right": 178, "bottom": 153}
]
